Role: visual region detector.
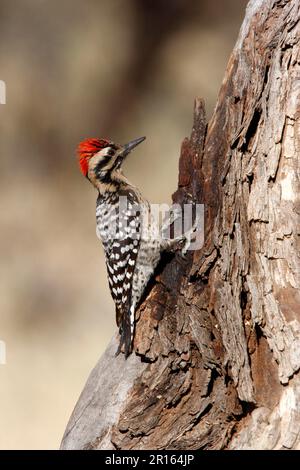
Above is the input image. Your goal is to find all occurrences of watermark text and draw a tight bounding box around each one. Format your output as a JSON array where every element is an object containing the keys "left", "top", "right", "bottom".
[
  {"left": 0, "top": 340, "right": 6, "bottom": 364},
  {"left": 96, "top": 197, "right": 204, "bottom": 251},
  {"left": 0, "top": 80, "right": 6, "bottom": 104}
]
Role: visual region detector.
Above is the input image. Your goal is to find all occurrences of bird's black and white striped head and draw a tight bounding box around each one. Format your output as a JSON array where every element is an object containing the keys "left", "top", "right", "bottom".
[{"left": 77, "top": 136, "right": 146, "bottom": 190}]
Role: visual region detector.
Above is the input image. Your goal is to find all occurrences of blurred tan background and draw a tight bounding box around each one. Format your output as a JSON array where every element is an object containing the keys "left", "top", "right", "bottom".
[{"left": 0, "top": 0, "right": 248, "bottom": 449}]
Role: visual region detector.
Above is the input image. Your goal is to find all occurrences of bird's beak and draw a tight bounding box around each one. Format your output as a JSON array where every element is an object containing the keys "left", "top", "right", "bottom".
[{"left": 121, "top": 136, "right": 146, "bottom": 158}]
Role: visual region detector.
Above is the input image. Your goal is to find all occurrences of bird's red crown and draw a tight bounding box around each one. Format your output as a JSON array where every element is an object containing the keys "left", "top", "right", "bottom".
[{"left": 77, "top": 138, "right": 111, "bottom": 176}]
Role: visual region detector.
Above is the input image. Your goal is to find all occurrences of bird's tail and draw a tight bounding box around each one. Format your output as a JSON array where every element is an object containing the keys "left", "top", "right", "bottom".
[{"left": 115, "top": 304, "right": 135, "bottom": 358}]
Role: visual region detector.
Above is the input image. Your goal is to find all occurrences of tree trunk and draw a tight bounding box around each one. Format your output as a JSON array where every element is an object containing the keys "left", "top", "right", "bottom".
[{"left": 61, "top": 0, "right": 300, "bottom": 450}]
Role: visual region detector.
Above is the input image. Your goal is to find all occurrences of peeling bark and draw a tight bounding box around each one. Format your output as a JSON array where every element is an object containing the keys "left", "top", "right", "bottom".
[{"left": 61, "top": 0, "right": 300, "bottom": 450}]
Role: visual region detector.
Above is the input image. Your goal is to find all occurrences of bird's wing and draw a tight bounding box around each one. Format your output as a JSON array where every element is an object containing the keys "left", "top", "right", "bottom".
[{"left": 99, "top": 191, "right": 142, "bottom": 355}]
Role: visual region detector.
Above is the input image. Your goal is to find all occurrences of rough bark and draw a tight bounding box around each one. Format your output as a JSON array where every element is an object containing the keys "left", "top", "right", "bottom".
[{"left": 61, "top": 0, "right": 300, "bottom": 450}]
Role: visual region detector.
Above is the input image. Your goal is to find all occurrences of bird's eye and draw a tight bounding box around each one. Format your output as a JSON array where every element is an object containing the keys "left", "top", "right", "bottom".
[{"left": 107, "top": 149, "right": 115, "bottom": 156}]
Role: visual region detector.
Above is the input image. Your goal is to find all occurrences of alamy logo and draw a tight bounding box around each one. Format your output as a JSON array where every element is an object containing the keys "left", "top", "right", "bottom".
[
  {"left": 98, "top": 197, "right": 204, "bottom": 251},
  {"left": 0, "top": 340, "right": 6, "bottom": 364},
  {"left": 0, "top": 80, "right": 6, "bottom": 104}
]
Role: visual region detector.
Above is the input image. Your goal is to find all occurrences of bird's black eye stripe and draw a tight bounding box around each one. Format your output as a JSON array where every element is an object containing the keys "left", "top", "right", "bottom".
[
  {"left": 95, "top": 156, "right": 110, "bottom": 175},
  {"left": 101, "top": 155, "right": 111, "bottom": 165},
  {"left": 94, "top": 146, "right": 118, "bottom": 176}
]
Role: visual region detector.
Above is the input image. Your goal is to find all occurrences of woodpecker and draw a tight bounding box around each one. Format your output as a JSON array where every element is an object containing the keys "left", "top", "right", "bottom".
[{"left": 77, "top": 136, "right": 192, "bottom": 357}]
